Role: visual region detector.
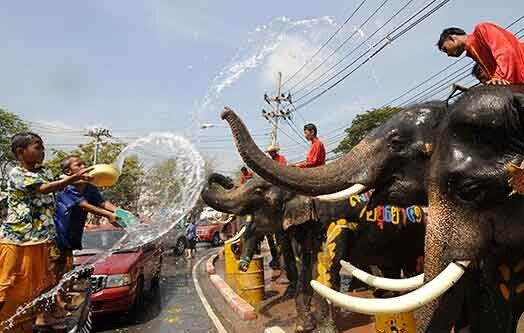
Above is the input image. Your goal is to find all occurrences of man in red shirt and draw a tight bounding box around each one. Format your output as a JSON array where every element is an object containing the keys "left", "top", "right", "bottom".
[
  {"left": 437, "top": 23, "right": 524, "bottom": 85},
  {"left": 294, "top": 123, "right": 326, "bottom": 168},
  {"left": 266, "top": 145, "right": 287, "bottom": 165},
  {"left": 239, "top": 166, "right": 253, "bottom": 185}
]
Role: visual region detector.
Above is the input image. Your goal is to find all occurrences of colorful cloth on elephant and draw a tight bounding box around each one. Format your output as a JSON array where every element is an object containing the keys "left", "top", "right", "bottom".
[
  {"left": 466, "top": 22, "right": 524, "bottom": 84},
  {"left": 1, "top": 166, "right": 56, "bottom": 243},
  {"left": 296, "top": 137, "right": 326, "bottom": 168}
]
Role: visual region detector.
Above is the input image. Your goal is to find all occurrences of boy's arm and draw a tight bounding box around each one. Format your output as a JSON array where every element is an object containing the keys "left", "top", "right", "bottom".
[
  {"left": 78, "top": 201, "right": 120, "bottom": 228},
  {"left": 100, "top": 201, "right": 118, "bottom": 212},
  {"left": 35, "top": 168, "right": 93, "bottom": 194}
]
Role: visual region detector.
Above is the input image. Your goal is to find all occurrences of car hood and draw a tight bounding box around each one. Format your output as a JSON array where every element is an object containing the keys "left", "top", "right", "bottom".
[{"left": 74, "top": 249, "right": 141, "bottom": 275}]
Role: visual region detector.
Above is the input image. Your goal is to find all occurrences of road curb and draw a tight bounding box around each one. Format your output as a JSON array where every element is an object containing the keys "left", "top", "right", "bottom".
[
  {"left": 206, "top": 253, "right": 219, "bottom": 274},
  {"left": 209, "top": 274, "right": 257, "bottom": 320}
]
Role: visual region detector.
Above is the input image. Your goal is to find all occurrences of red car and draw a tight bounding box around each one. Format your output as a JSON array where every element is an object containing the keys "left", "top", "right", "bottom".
[
  {"left": 74, "top": 225, "right": 162, "bottom": 316},
  {"left": 196, "top": 220, "right": 223, "bottom": 246}
]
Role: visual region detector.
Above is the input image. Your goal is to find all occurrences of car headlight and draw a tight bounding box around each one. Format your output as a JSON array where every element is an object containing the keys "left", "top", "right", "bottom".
[{"left": 105, "top": 274, "right": 132, "bottom": 288}]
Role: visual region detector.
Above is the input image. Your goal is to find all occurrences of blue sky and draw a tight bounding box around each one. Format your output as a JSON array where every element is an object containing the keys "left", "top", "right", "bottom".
[{"left": 1, "top": 0, "right": 523, "bottom": 174}]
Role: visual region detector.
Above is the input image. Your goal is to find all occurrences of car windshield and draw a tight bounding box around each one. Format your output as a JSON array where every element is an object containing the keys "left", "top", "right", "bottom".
[{"left": 83, "top": 230, "right": 126, "bottom": 250}]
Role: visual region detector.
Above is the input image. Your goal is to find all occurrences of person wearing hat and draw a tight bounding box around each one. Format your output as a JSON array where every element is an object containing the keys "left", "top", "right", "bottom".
[
  {"left": 266, "top": 144, "right": 287, "bottom": 166},
  {"left": 264, "top": 144, "right": 298, "bottom": 292}
]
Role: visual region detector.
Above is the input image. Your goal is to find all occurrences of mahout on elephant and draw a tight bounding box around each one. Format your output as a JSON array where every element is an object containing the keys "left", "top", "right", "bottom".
[
  {"left": 221, "top": 85, "right": 524, "bottom": 332},
  {"left": 201, "top": 170, "right": 426, "bottom": 332}
]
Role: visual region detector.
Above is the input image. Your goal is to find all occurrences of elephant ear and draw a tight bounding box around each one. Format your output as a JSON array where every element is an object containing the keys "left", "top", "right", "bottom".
[{"left": 282, "top": 195, "right": 316, "bottom": 231}]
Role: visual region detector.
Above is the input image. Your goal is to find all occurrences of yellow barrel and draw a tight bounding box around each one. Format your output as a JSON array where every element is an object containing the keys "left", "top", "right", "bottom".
[
  {"left": 224, "top": 242, "right": 238, "bottom": 275},
  {"left": 236, "top": 255, "right": 265, "bottom": 306},
  {"left": 223, "top": 242, "right": 238, "bottom": 288},
  {"left": 374, "top": 311, "right": 416, "bottom": 333}
]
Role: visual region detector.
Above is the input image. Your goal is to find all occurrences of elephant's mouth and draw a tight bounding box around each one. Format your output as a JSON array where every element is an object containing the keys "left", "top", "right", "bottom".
[{"left": 311, "top": 260, "right": 470, "bottom": 315}]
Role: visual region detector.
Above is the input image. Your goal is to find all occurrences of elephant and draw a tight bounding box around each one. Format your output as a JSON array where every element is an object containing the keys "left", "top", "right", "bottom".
[
  {"left": 220, "top": 85, "right": 524, "bottom": 332},
  {"left": 201, "top": 173, "right": 299, "bottom": 295},
  {"left": 201, "top": 171, "right": 426, "bottom": 331}
]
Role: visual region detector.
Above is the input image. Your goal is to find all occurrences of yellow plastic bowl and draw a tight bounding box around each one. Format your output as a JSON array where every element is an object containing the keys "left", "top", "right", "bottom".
[{"left": 88, "top": 164, "right": 119, "bottom": 187}]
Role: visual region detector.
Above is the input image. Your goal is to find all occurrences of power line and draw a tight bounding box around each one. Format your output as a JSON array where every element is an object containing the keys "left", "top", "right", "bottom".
[
  {"left": 287, "top": 0, "right": 391, "bottom": 93},
  {"left": 281, "top": 0, "right": 369, "bottom": 87},
  {"left": 294, "top": 0, "right": 452, "bottom": 110},
  {"left": 381, "top": 15, "right": 524, "bottom": 107},
  {"left": 291, "top": 0, "right": 416, "bottom": 97}
]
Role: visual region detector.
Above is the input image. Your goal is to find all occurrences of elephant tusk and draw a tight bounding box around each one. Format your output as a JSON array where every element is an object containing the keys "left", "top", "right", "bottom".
[
  {"left": 315, "top": 184, "right": 367, "bottom": 202},
  {"left": 224, "top": 226, "right": 246, "bottom": 245},
  {"left": 311, "top": 260, "right": 469, "bottom": 315},
  {"left": 340, "top": 260, "right": 424, "bottom": 291}
]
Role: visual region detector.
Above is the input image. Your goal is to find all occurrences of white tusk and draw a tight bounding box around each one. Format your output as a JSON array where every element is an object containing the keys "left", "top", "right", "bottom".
[
  {"left": 340, "top": 260, "right": 424, "bottom": 291},
  {"left": 311, "top": 260, "right": 469, "bottom": 315},
  {"left": 224, "top": 226, "right": 246, "bottom": 244},
  {"left": 315, "top": 184, "right": 367, "bottom": 202}
]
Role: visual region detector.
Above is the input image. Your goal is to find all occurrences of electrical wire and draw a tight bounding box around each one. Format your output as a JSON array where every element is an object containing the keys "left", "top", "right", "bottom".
[
  {"left": 382, "top": 15, "right": 524, "bottom": 107},
  {"left": 290, "top": 0, "right": 416, "bottom": 96},
  {"left": 297, "top": 0, "right": 451, "bottom": 109},
  {"left": 287, "top": 0, "right": 391, "bottom": 92},
  {"left": 281, "top": 0, "right": 369, "bottom": 87}
]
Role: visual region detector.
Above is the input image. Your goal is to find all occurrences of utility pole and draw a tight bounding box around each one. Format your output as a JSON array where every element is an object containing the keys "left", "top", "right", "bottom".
[
  {"left": 262, "top": 72, "right": 292, "bottom": 146},
  {"left": 85, "top": 128, "right": 112, "bottom": 164}
]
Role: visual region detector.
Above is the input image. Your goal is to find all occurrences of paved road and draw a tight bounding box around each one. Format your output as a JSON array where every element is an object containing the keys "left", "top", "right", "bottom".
[{"left": 94, "top": 243, "right": 219, "bottom": 333}]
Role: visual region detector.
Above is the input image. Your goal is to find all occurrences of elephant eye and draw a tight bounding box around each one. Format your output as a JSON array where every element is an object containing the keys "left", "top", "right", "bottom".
[
  {"left": 456, "top": 182, "right": 486, "bottom": 202},
  {"left": 254, "top": 187, "right": 263, "bottom": 195}
]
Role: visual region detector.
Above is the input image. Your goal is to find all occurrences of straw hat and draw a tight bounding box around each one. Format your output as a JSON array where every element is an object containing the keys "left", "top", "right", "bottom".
[{"left": 266, "top": 144, "right": 280, "bottom": 152}]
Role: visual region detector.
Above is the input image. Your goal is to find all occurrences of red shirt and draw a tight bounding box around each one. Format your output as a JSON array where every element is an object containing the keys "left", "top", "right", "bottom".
[
  {"left": 465, "top": 22, "right": 524, "bottom": 84},
  {"left": 272, "top": 154, "right": 287, "bottom": 166},
  {"left": 239, "top": 171, "right": 253, "bottom": 184},
  {"left": 297, "top": 137, "right": 326, "bottom": 168}
]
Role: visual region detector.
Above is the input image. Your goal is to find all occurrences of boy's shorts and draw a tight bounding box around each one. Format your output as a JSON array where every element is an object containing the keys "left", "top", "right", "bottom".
[{"left": 0, "top": 240, "right": 56, "bottom": 324}]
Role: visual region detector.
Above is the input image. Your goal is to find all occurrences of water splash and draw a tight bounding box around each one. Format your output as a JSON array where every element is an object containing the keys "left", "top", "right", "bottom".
[
  {"left": 114, "top": 132, "right": 205, "bottom": 249},
  {"left": 195, "top": 16, "right": 343, "bottom": 124}
]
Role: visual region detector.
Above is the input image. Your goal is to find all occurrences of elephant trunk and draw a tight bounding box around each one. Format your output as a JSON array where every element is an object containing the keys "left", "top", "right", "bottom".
[
  {"left": 221, "top": 107, "right": 380, "bottom": 195},
  {"left": 416, "top": 182, "right": 485, "bottom": 332},
  {"left": 200, "top": 173, "right": 246, "bottom": 215}
]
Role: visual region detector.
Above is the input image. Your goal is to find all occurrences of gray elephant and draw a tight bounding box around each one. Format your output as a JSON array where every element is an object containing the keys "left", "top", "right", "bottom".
[
  {"left": 201, "top": 170, "right": 426, "bottom": 331},
  {"left": 220, "top": 86, "right": 524, "bottom": 332}
]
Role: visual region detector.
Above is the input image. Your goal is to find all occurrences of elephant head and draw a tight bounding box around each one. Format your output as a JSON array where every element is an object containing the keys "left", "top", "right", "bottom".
[
  {"left": 201, "top": 173, "right": 296, "bottom": 235},
  {"left": 221, "top": 102, "right": 447, "bottom": 208},
  {"left": 310, "top": 86, "right": 524, "bottom": 332}
]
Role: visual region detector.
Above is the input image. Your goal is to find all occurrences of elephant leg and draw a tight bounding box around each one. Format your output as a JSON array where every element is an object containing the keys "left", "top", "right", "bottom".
[
  {"left": 291, "top": 223, "right": 316, "bottom": 332},
  {"left": 267, "top": 233, "right": 281, "bottom": 269},
  {"left": 314, "top": 221, "right": 351, "bottom": 332},
  {"left": 279, "top": 231, "right": 298, "bottom": 297}
]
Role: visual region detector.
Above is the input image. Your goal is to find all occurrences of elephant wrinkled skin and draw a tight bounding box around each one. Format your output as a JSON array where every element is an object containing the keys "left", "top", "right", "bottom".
[
  {"left": 221, "top": 85, "right": 524, "bottom": 332},
  {"left": 201, "top": 172, "right": 426, "bottom": 331}
]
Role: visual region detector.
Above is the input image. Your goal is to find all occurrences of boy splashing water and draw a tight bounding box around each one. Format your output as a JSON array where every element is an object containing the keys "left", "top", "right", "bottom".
[
  {"left": 0, "top": 132, "right": 91, "bottom": 331},
  {"left": 54, "top": 156, "right": 121, "bottom": 274}
]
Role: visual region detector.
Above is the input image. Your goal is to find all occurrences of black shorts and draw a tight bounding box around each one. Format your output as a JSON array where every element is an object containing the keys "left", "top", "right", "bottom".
[{"left": 187, "top": 238, "right": 196, "bottom": 250}]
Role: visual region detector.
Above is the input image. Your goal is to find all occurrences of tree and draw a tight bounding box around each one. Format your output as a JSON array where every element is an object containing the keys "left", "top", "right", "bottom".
[
  {"left": 334, "top": 106, "right": 401, "bottom": 154},
  {"left": 0, "top": 109, "right": 29, "bottom": 188}
]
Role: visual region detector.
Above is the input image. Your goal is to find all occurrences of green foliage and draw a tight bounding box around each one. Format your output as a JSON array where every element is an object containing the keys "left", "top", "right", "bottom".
[
  {"left": 334, "top": 106, "right": 401, "bottom": 154},
  {"left": 0, "top": 109, "right": 29, "bottom": 188}
]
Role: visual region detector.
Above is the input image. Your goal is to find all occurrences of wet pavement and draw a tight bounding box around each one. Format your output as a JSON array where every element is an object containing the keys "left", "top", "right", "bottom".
[{"left": 94, "top": 243, "right": 220, "bottom": 333}]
